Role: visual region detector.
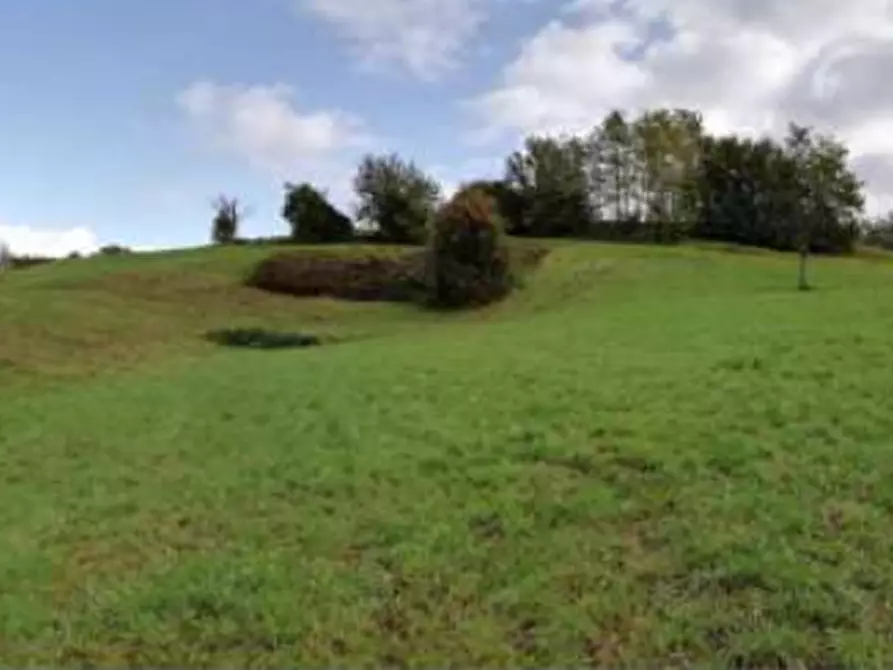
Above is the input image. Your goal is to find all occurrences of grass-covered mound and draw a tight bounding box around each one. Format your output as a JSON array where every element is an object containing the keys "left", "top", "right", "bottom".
[
  {"left": 246, "top": 243, "right": 549, "bottom": 305},
  {"left": 246, "top": 250, "right": 425, "bottom": 302}
]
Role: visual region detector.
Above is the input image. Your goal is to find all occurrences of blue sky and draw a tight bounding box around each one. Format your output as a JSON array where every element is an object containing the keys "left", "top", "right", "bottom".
[
  {"left": 2, "top": 0, "right": 892, "bottom": 254},
  {"left": 0, "top": 0, "right": 549, "bottom": 253}
]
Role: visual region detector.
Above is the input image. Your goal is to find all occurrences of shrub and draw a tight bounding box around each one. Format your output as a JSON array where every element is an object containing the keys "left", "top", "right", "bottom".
[
  {"left": 424, "top": 186, "right": 514, "bottom": 308},
  {"left": 354, "top": 153, "right": 441, "bottom": 244},
  {"left": 246, "top": 251, "right": 424, "bottom": 302},
  {"left": 282, "top": 183, "right": 354, "bottom": 243}
]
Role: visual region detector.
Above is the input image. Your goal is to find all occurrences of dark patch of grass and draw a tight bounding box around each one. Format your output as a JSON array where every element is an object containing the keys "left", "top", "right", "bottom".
[{"left": 204, "top": 328, "right": 322, "bottom": 350}]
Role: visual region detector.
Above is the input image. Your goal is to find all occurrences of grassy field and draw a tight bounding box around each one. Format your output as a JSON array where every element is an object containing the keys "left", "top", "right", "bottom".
[{"left": 3, "top": 241, "right": 893, "bottom": 666}]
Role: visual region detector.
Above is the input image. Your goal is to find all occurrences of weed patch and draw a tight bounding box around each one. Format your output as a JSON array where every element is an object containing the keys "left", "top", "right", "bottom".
[{"left": 205, "top": 328, "right": 322, "bottom": 350}]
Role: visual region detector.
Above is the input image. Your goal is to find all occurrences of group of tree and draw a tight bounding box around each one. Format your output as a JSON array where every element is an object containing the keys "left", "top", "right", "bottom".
[
  {"left": 210, "top": 107, "right": 871, "bottom": 264},
  {"left": 501, "top": 111, "right": 865, "bottom": 258},
  {"left": 861, "top": 211, "right": 893, "bottom": 251}
]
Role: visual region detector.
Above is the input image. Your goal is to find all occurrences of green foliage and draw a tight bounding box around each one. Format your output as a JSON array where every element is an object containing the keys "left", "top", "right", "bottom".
[
  {"left": 462, "top": 179, "right": 525, "bottom": 232},
  {"left": 695, "top": 127, "right": 863, "bottom": 254},
  {"left": 98, "top": 244, "right": 132, "bottom": 256},
  {"left": 501, "top": 108, "right": 704, "bottom": 241},
  {"left": 505, "top": 135, "right": 594, "bottom": 237},
  {"left": 211, "top": 196, "right": 243, "bottom": 245},
  {"left": 354, "top": 153, "right": 441, "bottom": 244},
  {"left": 282, "top": 182, "right": 353, "bottom": 243},
  {"left": 425, "top": 185, "right": 513, "bottom": 308},
  {"left": 862, "top": 213, "right": 893, "bottom": 250},
  {"left": 492, "top": 107, "right": 865, "bottom": 253}
]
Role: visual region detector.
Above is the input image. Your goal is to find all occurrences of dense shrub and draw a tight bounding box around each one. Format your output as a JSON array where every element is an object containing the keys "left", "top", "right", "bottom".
[
  {"left": 354, "top": 153, "right": 441, "bottom": 244},
  {"left": 246, "top": 242, "right": 547, "bottom": 307},
  {"left": 9, "top": 255, "right": 55, "bottom": 270},
  {"left": 424, "top": 186, "right": 514, "bottom": 308},
  {"left": 246, "top": 251, "right": 425, "bottom": 302},
  {"left": 282, "top": 182, "right": 353, "bottom": 243},
  {"left": 463, "top": 179, "right": 526, "bottom": 234}
]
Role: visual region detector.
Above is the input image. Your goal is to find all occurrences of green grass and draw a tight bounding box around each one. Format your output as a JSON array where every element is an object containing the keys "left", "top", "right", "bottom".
[{"left": 3, "top": 241, "right": 893, "bottom": 666}]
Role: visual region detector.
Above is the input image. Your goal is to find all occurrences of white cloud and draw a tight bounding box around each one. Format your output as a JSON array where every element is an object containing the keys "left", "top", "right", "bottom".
[
  {"left": 297, "top": 0, "right": 488, "bottom": 78},
  {"left": 473, "top": 0, "right": 893, "bottom": 212},
  {"left": 0, "top": 223, "right": 99, "bottom": 258},
  {"left": 178, "top": 81, "right": 371, "bottom": 175}
]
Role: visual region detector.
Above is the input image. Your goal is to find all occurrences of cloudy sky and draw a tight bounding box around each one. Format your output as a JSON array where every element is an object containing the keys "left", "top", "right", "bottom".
[{"left": 1, "top": 0, "right": 892, "bottom": 255}]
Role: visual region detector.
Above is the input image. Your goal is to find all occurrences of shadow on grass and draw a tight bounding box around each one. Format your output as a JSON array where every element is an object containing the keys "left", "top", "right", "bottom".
[{"left": 205, "top": 327, "right": 323, "bottom": 350}]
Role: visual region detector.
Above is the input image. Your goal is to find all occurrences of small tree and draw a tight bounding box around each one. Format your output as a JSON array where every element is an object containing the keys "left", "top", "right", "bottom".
[
  {"left": 211, "top": 196, "right": 243, "bottom": 244},
  {"left": 282, "top": 182, "right": 353, "bottom": 243},
  {"left": 354, "top": 153, "right": 441, "bottom": 244},
  {"left": 424, "top": 185, "right": 513, "bottom": 308}
]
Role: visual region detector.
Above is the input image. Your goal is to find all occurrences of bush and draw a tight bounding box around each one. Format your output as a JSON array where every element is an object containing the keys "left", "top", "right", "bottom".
[
  {"left": 424, "top": 186, "right": 514, "bottom": 308},
  {"left": 246, "top": 251, "right": 425, "bottom": 302},
  {"left": 354, "top": 153, "right": 441, "bottom": 244},
  {"left": 282, "top": 183, "right": 354, "bottom": 243}
]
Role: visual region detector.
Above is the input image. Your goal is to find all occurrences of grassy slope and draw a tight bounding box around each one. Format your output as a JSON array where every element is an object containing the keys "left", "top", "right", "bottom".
[
  {"left": 0, "top": 244, "right": 442, "bottom": 386},
  {"left": 3, "top": 242, "right": 893, "bottom": 666}
]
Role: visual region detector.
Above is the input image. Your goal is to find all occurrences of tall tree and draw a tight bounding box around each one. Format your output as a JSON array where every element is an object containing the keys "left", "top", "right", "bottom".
[
  {"left": 695, "top": 125, "right": 863, "bottom": 260},
  {"left": 211, "top": 196, "right": 244, "bottom": 245},
  {"left": 505, "top": 135, "right": 593, "bottom": 237},
  {"left": 354, "top": 153, "right": 441, "bottom": 244},
  {"left": 783, "top": 123, "right": 864, "bottom": 287},
  {"left": 598, "top": 110, "right": 638, "bottom": 223},
  {"left": 282, "top": 182, "right": 353, "bottom": 243},
  {"left": 631, "top": 108, "right": 704, "bottom": 238}
]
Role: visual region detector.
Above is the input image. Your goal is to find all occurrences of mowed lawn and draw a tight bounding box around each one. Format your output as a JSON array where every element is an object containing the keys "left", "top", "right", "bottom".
[{"left": 3, "top": 242, "right": 893, "bottom": 666}]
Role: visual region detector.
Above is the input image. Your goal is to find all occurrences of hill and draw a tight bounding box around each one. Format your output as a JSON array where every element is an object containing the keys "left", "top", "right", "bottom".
[{"left": 3, "top": 242, "right": 893, "bottom": 666}]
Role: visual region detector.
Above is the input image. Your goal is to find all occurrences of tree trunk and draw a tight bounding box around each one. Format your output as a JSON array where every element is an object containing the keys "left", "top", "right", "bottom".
[{"left": 798, "top": 245, "right": 810, "bottom": 291}]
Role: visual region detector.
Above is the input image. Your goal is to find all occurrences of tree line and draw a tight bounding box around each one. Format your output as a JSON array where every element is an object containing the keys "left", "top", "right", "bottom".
[{"left": 214, "top": 107, "right": 876, "bottom": 261}]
